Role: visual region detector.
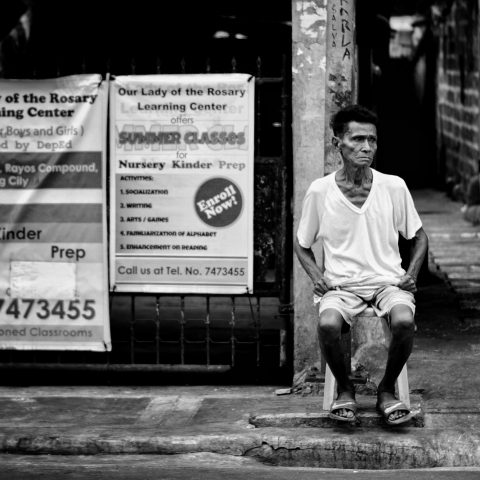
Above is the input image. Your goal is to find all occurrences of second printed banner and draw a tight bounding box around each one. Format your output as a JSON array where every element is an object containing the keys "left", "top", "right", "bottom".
[{"left": 110, "top": 74, "right": 254, "bottom": 294}]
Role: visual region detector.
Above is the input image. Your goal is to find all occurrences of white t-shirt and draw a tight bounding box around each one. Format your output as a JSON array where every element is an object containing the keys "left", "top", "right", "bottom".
[{"left": 297, "top": 169, "right": 422, "bottom": 288}]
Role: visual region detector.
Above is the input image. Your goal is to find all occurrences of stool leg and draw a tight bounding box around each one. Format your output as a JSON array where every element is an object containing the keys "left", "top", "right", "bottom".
[
  {"left": 323, "top": 363, "right": 337, "bottom": 410},
  {"left": 396, "top": 364, "right": 410, "bottom": 409}
]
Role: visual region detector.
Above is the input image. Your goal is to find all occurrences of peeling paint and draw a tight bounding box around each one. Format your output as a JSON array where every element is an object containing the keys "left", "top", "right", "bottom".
[
  {"left": 297, "top": 47, "right": 304, "bottom": 55},
  {"left": 297, "top": 1, "right": 327, "bottom": 39}
]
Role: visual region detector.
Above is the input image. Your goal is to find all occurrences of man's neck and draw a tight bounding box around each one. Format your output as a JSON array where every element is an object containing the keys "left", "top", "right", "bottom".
[{"left": 337, "top": 165, "right": 372, "bottom": 186}]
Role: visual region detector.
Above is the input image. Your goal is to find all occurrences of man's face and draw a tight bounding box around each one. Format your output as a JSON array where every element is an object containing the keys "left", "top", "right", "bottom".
[{"left": 334, "top": 121, "right": 377, "bottom": 168}]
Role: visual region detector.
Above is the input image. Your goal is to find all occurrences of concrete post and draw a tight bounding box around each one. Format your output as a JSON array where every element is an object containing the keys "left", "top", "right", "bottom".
[
  {"left": 292, "top": 0, "right": 357, "bottom": 382},
  {"left": 292, "top": 0, "right": 328, "bottom": 376},
  {"left": 478, "top": 0, "right": 480, "bottom": 166}
]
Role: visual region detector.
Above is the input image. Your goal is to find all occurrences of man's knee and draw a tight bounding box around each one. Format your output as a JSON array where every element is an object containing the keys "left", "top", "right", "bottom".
[
  {"left": 318, "top": 309, "right": 344, "bottom": 342},
  {"left": 390, "top": 305, "right": 415, "bottom": 337}
]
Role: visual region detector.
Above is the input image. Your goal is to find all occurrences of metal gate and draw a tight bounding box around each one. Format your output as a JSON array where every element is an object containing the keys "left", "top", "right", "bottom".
[{"left": 0, "top": 29, "right": 293, "bottom": 382}]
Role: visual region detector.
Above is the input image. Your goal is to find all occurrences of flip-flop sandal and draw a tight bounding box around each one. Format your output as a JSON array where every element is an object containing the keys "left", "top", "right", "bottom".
[
  {"left": 376, "top": 400, "right": 412, "bottom": 426},
  {"left": 329, "top": 399, "right": 358, "bottom": 422}
]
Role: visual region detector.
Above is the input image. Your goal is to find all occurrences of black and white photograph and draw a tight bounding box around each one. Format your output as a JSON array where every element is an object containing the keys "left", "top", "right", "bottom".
[{"left": 0, "top": 0, "right": 479, "bottom": 478}]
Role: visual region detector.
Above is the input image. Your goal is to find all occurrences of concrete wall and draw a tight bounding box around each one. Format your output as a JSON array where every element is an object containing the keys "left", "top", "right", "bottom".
[
  {"left": 436, "top": 0, "right": 480, "bottom": 198},
  {"left": 291, "top": 0, "right": 328, "bottom": 373},
  {"left": 291, "top": 0, "right": 356, "bottom": 376}
]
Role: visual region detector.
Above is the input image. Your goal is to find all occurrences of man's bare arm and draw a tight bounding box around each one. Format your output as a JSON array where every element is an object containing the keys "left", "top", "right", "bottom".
[
  {"left": 294, "top": 237, "right": 330, "bottom": 295},
  {"left": 398, "top": 227, "right": 429, "bottom": 292}
]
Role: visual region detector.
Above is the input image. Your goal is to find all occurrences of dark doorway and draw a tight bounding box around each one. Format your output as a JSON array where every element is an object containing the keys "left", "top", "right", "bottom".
[{"left": 357, "top": 0, "right": 439, "bottom": 189}]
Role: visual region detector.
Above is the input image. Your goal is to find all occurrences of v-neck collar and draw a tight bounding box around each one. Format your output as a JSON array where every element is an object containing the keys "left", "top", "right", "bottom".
[{"left": 332, "top": 168, "right": 376, "bottom": 214}]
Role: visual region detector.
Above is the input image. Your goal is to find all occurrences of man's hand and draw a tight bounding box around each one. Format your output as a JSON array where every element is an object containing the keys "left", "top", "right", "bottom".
[
  {"left": 400, "top": 227, "right": 428, "bottom": 294},
  {"left": 397, "top": 273, "right": 417, "bottom": 293},
  {"left": 294, "top": 239, "right": 331, "bottom": 296},
  {"left": 313, "top": 275, "right": 331, "bottom": 296}
]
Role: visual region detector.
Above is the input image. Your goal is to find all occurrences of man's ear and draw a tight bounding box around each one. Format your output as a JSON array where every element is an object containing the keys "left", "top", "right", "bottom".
[{"left": 332, "top": 136, "right": 340, "bottom": 148}]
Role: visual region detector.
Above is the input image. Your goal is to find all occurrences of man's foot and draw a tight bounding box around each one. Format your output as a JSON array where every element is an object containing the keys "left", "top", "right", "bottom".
[
  {"left": 376, "top": 390, "right": 412, "bottom": 425},
  {"left": 329, "top": 391, "right": 358, "bottom": 422}
]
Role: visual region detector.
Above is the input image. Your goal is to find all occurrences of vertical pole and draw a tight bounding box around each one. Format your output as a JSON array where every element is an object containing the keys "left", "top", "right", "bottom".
[
  {"left": 130, "top": 296, "right": 135, "bottom": 364},
  {"left": 324, "top": 0, "right": 357, "bottom": 174},
  {"left": 155, "top": 296, "right": 161, "bottom": 364},
  {"left": 279, "top": 54, "right": 292, "bottom": 371},
  {"left": 478, "top": 0, "right": 480, "bottom": 177},
  {"left": 255, "top": 297, "right": 261, "bottom": 368},
  {"left": 230, "top": 297, "right": 236, "bottom": 367},
  {"left": 205, "top": 296, "right": 211, "bottom": 366},
  {"left": 292, "top": 0, "right": 328, "bottom": 375},
  {"left": 180, "top": 296, "right": 186, "bottom": 365},
  {"left": 292, "top": 0, "right": 358, "bottom": 377}
]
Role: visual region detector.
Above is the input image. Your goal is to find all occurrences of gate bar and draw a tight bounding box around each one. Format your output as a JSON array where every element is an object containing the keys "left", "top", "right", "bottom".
[{"left": 0, "top": 363, "right": 231, "bottom": 373}]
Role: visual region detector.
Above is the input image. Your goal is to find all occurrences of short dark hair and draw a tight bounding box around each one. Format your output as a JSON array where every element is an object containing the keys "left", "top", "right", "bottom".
[{"left": 330, "top": 104, "right": 378, "bottom": 137}]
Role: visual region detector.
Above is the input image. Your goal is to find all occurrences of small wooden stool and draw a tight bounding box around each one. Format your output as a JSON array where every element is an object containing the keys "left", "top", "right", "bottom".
[{"left": 322, "top": 307, "right": 410, "bottom": 411}]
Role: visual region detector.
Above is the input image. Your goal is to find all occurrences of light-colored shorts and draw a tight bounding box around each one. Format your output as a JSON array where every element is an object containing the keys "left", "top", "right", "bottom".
[{"left": 314, "top": 285, "right": 415, "bottom": 325}]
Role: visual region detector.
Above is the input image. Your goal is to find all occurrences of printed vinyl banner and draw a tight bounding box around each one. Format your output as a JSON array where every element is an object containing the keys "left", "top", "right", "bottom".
[
  {"left": 110, "top": 74, "right": 254, "bottom": 293},
  {"left": 0, "top": 74, "right": 111, "bottom": 351}
]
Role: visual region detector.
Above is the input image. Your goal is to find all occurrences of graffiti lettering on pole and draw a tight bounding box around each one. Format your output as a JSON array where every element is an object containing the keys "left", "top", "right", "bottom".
[{"left": 330, "top": 0, "right": 353, "bottom": 62}]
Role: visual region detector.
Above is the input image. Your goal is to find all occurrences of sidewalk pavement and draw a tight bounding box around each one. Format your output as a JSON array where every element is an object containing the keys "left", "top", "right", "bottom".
[{"left": 1, "top": 189, "right": 480, "bottom": 470}]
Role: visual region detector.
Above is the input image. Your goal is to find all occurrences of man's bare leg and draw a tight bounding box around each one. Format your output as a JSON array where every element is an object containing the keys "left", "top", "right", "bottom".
[
  {"left": 318, "top": 308, "right": 356, "bottom": 419},
  {"left": 378, "top": 304, "right": 415, "bottom": 422}
]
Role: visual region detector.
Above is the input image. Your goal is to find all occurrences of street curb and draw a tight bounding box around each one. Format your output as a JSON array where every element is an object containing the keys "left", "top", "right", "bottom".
[{"left": 1, "top": 429, "right": 479, "bottom": 469}]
